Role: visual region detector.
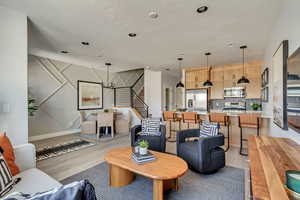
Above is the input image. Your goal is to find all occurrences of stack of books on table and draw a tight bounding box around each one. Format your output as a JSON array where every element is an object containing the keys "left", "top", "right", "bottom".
[{"left": 132, "top": 151, "right": 156, "bottom": 164}]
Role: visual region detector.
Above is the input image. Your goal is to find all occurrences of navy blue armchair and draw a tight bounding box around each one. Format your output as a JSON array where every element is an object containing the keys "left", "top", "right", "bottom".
[{"left": 176, "top": 128, "right": 225, "bottom": 173}]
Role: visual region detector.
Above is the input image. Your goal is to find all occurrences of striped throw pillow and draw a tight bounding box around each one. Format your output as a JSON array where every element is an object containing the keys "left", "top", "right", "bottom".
[
  {"left": 199, "top": 121, "right": 219, "bottom": 138},
  {"left": 0, "top": 154, "right": 14, "bottom": 197},
  {"left": 140, "top": 118, "right": 161, "bottom": 136}
]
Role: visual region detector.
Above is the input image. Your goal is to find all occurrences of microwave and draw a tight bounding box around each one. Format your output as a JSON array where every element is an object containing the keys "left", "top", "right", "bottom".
[{"left": 224, "top": 87, "right": 245, "bottom": 98}]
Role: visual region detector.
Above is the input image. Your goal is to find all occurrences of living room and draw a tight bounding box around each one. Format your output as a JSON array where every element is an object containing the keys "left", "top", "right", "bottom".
[{"left": 1, "top": 0, "right": 300, "bottom": 200}]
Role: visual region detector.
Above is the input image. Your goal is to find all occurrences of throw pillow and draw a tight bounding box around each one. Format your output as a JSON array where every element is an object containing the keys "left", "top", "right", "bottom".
[
  {"left": 140, "top": 118, "right": 161, "bottom": 136},
  {"left": 0, "top": 134, "right": 20, "bottom": 176},
  {"left": 199, "top": 121, "right": 219, "bottom": 137},
  {"left": 0, "top": 153, "right": 14, "bottom": 197}
]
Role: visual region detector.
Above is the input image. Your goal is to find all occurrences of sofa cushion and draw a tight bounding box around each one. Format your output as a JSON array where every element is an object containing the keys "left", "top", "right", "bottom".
[
  {"left": 6, "top": 168, "right": 61, "bottom": 196},
  {"left": 0, "top": 133, "right": 20, "bottom": 175},
  {"left": 199, "top": 121, "right": 219, "bottom": 137}
]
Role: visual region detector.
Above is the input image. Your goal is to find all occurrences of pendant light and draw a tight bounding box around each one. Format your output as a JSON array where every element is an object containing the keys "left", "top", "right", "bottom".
[
  {"left": 105, "top": 62, "right": 114, "bottom": 88},
  {"left": 203, "top": 52, "right": 213, "bottom": 87},
  {"left": 176, "top": 57, "right": 185, "bottom": 88},
  {"left": 237, "top": 45, "right": 250, "bottom": 84}
]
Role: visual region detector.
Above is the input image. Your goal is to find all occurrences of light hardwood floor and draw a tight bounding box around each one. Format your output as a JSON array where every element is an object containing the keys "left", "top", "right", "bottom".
[{"left": 32, "top": 133, "right": 250, "bottom": 199}]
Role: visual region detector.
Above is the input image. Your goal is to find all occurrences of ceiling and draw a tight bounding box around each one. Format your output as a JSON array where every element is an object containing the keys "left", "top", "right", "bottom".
[{"left": 0, "top": 0, "right": 282, "bottom": 73}]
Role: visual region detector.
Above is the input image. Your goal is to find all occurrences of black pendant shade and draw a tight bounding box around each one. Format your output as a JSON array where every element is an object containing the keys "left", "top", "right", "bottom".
[
  {"left": 176, "top": 57, "right": 185, "bottom": 88},
  {"left": 203, "top": 52, "right": 213, "bottom": 87},
  {"left": 237, "top": 76, "right": 250, "bottom": 84},
  {"left": 176, "top": 81, "right": 185, "bottom": 88},
  {"left": 237, "top": 45, "right": 250, "bottom": 85},
  {"left": 203, "top": 80, "right": 213, "bottom": 87}
]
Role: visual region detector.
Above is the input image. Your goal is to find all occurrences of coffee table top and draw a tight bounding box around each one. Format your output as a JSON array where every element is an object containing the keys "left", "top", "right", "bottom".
[{"left": 104, "top": 147, "right": 188, "bottom": 180}]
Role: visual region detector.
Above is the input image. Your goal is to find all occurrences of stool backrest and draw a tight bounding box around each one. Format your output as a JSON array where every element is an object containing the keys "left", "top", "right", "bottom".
[
  {"left": 238, "top": 114, "right": 261, "bottom": 126},
  {"left": 182, "top": 112, "right": 198, "bottom": 123},
  {"left": 209, "top": 113, "right": 228, "bottom": 126},
  {"left": 163, "top": 111, "right": 176, "bottom": 121}
]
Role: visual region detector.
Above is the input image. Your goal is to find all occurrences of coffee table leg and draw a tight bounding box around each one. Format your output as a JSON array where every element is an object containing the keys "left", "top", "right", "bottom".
[
  {"left": 163, "top": 178, "right": 178, "bottom": 192},
  {"left": 109, "top": 164, "right": 135, "bottom": 187},
  {"left": 153, "top": 179, "right": 164, "bottom": 200}
]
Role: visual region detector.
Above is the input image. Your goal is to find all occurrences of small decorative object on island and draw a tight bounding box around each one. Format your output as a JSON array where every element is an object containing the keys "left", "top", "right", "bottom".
[
  {"left": 138, "top": 140, "right": 149, "bottom": 155},
  {"left": 28, "top": 96, "right": 38, "bottom": 116},
  {"left": 251, "top": 103, "right": 261, "bottom": 111}
]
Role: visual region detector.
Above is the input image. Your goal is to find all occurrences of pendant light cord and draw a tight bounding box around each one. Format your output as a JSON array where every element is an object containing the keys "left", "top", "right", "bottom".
[{"left": 242, "top": 48, "right": 245, "bottom": 76}]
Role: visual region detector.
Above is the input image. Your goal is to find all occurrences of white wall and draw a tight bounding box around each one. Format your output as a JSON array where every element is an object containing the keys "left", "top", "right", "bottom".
[
  {"left": 262, "top": 0, "right": 300, "bottom": 143},
  {"left": 0, "top": 6, "right": 28, "bottom": 145},
  {"left": 144, "top": 70, "right": 162, "bottom": 118},
  {"left": 162, "top": 72, "right": 179, "bottom": 111}
]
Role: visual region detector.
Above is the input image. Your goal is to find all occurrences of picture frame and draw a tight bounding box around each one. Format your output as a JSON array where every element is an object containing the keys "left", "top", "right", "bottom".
[
  {"left": 261, "top": 87, "right": 269, "bottom": 102},
  {"left": 272, "top": 40, "right": 288, "bottom": 130},
  {"left": 261, "top": 68, "right": 269, "bottom": 87},
  {"left": 77, "top": 80, "right": 103, "bottom": 110}
]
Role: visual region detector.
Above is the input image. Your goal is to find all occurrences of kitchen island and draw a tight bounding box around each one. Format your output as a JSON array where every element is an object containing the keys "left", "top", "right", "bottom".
[{"left": 164, "top": 110, "right": 271, "bottom": 148}]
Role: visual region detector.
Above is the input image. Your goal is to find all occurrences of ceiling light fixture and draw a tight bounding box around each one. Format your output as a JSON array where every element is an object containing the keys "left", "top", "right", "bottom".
[
  {"left": 81, "top": 42, "right": 90, "bottom": 46},
  {"left": 176, "top": 57, "right": 185, "bottom": 88},
  {"left": 237, "top": 45, "right": 250, "bottom": 84},
  {"left": 197, "top": 6, "right": 208, "bottom": 14},
  {"left": 104, "top": 63, "right": 114, "bottom": 88},
  {"left": 203, "top": 52, "right": 213, "bottom": 87},
  {"left": 60, "top": 51, "right": 69, "bottom": 54},
  {"left": 128, "top": 33, "right": 137, "bottom": 37},
  {"left": 149, "top": 11, "right": 159, "bottom": 19}
]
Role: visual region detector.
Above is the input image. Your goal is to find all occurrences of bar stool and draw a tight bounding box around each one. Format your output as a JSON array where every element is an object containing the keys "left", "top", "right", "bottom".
[
  {"left": 182, "top": 112, "right": 201, "bottom": 129},
  {"left": 209, "top": 113, "right": 230, "bottom": 152},
  {"left": 238, "top": 114, "right": 261, "bottom": 156},
  {"left": 162, "top": 111, "right": 181, "bottom": 142}
]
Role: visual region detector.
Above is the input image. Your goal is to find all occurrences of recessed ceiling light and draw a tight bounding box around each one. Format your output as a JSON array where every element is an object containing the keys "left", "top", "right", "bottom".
[
  {"left": 165, "top": 68, "right": 170, "bottom": 71},
  {"left": 128, "top": 33, "right": 137, "bottom": 37},
  {"left": 81, "top": 42, "right": 90, "bottom": 46},
  {"left": 149, "top": 11, "right": 159, "bottom": 19},
  {"left": 228, "top": 43, "right": 234, "bottom": 47},
  {"left": 197, "top": 6, "right": 208, "bottom": 13},
  {"left": 146, "top": 66, "right": 150, "bottom": 69},
  {"left": 60, "top": 50, "right": 69, "bottom": 54}
]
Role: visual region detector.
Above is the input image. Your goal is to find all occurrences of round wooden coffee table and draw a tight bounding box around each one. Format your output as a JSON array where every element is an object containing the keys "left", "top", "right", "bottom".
[{"left": 104, "top": 147, "right": 188, "bottom": 200}]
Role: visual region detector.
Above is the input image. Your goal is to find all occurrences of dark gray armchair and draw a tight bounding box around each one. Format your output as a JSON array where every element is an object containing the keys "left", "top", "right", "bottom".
[
  {"left": 131, "top": 125, "right": 166, "bottom": 153},
  {"left": 176, "top": 129, "right": 225, "bottom": 173}
]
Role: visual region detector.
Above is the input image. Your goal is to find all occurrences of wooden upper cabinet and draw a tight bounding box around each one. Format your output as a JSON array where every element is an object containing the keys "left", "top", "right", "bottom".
[
  {"left": 185, "top": 68, "right": 208, "bottom": 89},
  {"left": 245, "top": 61, "right": 262, "bottom": 78},
  {"left": 246, "top": 78, "right": 261, "bottom": 99},
  {"left": 224, "top": 65, "right": 243, "bottom": 80},
  {"left": 211, "top": 67, "right": 224, "bottom": 81},
  {"left": 210, "top": 81, "right": 224, "bottom": 99}
]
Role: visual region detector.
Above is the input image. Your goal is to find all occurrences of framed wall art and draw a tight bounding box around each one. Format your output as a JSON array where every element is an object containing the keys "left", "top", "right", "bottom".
[
  {"left": 77, "top": 80, "right": 103, "bottom": 110},
  {"left": 261, "top": 87, "right": 269, "bottom": 102},
  {"left": 272, "top": 40, "right": 288, "bottom": 130},
  {"left": 261, "top": 68, "right": 269, "bottom": 87}
]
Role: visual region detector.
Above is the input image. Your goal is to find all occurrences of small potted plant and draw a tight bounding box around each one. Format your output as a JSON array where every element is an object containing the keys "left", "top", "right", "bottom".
[
  {"left": 251, "top": 103, "right": 261, "bottom": 111},
  {"left": 138, "top": 140, "right": 149, "bottom": 155}
]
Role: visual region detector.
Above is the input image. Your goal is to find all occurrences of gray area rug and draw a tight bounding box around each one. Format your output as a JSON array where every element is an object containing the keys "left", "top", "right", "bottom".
[{"left": 62, "top": 162, "right": 244, "bottom": 200}]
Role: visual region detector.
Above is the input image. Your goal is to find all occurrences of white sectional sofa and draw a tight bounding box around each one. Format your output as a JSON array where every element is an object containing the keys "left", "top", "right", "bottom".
[{"left": 4, "top": 143, "right": 62, "bottom": 197}]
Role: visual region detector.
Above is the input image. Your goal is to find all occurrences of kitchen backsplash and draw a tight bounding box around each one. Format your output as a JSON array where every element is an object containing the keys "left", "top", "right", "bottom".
[{"left": 209, "top": 98, "right": 262, "bottom": 111}]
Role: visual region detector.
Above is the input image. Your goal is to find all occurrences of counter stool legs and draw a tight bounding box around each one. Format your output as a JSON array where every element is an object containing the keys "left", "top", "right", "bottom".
[
  {"left": 167, "top": 120, "right": 180, "bottom": 143},
  {"left": 224, "top": 125, "right": 230, "bottom": 152},
  {"left": 239, "top": 127, "right": 248, "bottom": 156}
]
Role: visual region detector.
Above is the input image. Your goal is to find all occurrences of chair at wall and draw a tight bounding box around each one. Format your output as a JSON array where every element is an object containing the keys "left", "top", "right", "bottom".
[
  {"left": 79, "top": 111, "right": 97, "bottom": 134},
  {"left": 182, "top": 112, "right": 201, "bottom": 129},
  {"left": 238, "top": 114, "right": 261, "bottom": 156},
  {"left": 209, "top": 113, "right": 230, "bottom": 152},
  {"left": 97, "top": 112, "right": 114, "bottom": 138},
  {"left": 115, "top": 111, "right": 131, "bottom": 134},
  {"left": 162, "top": 111, "right": 181, "bottom": 142}
]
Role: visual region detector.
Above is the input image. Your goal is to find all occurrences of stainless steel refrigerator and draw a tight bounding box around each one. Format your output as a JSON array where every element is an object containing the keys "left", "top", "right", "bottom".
[{"left": 186, "top": 89, "right": 208, "bottom": 112}]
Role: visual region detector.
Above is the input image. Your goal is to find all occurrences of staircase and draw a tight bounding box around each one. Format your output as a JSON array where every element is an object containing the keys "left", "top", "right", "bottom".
[{"left": 114, "top": 73, "right": 149, "bottom": 118}]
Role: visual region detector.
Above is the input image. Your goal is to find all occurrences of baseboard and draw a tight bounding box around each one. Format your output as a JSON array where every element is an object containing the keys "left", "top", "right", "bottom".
[{"left": 29, "top": 129, "right": 81, "bottom": 142}]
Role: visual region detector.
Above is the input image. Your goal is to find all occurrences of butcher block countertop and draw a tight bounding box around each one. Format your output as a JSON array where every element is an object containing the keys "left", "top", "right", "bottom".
[{"left": 248, "top": 135, "right": 300, "bottom": 200}]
